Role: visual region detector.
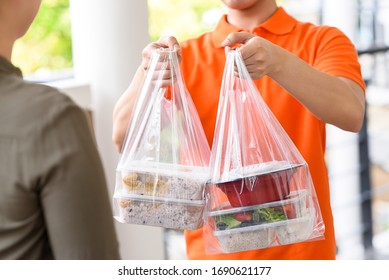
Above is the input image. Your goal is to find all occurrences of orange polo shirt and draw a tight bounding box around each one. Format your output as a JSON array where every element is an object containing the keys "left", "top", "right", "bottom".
[{"left": 180, "top": 7, "right": 365, "bottom": 259}]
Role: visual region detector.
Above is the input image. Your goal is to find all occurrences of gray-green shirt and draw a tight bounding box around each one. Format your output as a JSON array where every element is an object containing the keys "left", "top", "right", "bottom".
[{"left": 0, "top": 56, "right": 120, "bottom": 259}]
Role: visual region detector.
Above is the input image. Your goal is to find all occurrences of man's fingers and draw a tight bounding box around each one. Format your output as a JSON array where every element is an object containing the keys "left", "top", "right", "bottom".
[
  {"left": 142, "top": 42, "right": 159, "bottom": 58},
  {"left": 221, "top": 32, "right": 254, "bottom": 47},
  {"left": 155, "top": 36, "right": 182, "bottom": 63},
  {"left": 141, "top": 37, "right": 182, "bottom": 71},
  {"left": 157, "top": 36, "right": 180, "bottom": 51}
]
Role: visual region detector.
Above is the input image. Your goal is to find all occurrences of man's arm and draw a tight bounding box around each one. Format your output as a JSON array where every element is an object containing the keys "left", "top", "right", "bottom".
[
  {"left": 222, "top": 32, "right": 365, "bottom": 132},
  {"left": 112, "top": 65, "right": 145, "bottom": 152}
]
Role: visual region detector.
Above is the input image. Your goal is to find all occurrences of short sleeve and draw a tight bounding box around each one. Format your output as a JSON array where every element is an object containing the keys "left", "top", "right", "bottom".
[{"left": 313, "top": 26, "right": 366, "bottom": 91}]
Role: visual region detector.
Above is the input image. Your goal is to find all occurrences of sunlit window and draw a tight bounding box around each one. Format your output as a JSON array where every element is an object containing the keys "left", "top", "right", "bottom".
[{"left": 13, "top": 0, "right": 72, "bottom": 80}]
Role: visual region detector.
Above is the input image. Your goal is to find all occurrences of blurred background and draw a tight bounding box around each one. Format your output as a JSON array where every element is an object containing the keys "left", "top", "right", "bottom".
[{"left": 13, "top": 0, "right": 389, "bottom": 260}]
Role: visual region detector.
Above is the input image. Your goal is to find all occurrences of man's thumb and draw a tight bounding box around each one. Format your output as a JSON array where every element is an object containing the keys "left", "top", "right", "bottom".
[{"left": 221, "top": 32, "right": 252, "bottom": 47}]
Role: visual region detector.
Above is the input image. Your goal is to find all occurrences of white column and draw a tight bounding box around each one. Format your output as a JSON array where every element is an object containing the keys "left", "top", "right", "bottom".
[
  {"left": 69, "top": 0, "right": 165, "bottom": 259},
  {"left": 322, "top": 0, "right": 359, "bottom": 41},
  {"left": 322, "top": 0, "right": 364, "bottom": 259}
]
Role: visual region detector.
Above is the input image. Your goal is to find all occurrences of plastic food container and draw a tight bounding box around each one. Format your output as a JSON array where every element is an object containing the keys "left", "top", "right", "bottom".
[
  {"left": 118, "top": 162, "right": 209, "bottom": 201},
  {"left": 275, "top": 208, "right": 315, "bottom": 245},
  {"left": 213, "top": 224, "right": 275, "bottom": 253},
  {"left": 207, "top": 190, "right": 309, "bottom": 252},
  {"left": 208, "top": 190, "right": 307, "bottom": 231},
  {"left": 114, "top": 193, "right": 204, "bottom": 230},
  {"left": 213, "top": 162, "right": 305, "bottom": 207}
]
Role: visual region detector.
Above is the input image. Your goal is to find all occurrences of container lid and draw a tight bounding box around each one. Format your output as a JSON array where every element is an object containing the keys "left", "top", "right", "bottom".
[
  {"left": 214, "top": 161, "right": 306, "bottom": 184},
  {"left": 118, "top": 161, "right": 210, "bottom": 180},
  {"left": 114, "top": 191, "right": 205, "bottom": 206}
]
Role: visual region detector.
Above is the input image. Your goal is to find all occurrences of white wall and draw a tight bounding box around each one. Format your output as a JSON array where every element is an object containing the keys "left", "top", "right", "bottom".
[{"left": 69, "top": 0, "right": 165, "bottom": 260}]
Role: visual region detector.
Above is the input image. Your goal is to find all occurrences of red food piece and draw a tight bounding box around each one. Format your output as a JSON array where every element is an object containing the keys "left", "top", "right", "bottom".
[
  {"left": 284, "top": 204, "right": 296, "bottom": 219},
  {"left": 233, "top": 212, "right": 252, "bottom": 222}
]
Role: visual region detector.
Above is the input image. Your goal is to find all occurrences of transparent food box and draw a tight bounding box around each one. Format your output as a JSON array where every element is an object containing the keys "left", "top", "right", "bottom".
[
  {"left": 114, "top": 162, "right": 208, "bottom": 230},
  {"left": 275, "top": 208, "right": 316, "bottom": 245},
  {"left": 118, "top": 162, "right": 209, "bottom": 201},
  {"left": 206, "top": 190, "right": 315, "bottom": 253},
  {"left": 114, "top": 193, "right": 205, "bottom": 230},
  {"left": 213, "top": 223, "right": 275, "bottom": 253}
]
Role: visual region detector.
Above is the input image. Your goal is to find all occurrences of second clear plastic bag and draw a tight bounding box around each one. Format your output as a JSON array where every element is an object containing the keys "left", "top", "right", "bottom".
[
  {"left": 203, "top": 49, "right": 325, "bottom": 254},
  {"left": 113, "top": 48, "right": 210, "bottom": 230}
]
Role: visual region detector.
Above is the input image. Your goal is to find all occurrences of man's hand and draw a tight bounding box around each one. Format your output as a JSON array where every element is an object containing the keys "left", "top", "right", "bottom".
[
  {"left": 141, "top": 36, "right": 181, "bottom": 70},
  {"left": 141, "top": 36, "right": 182, "bottom": 87},
  {"left": 222, "top": 31, "right": 284, "bottom": 80},
  {"left": 112, "top": 36, "right": 182, "bottom": 152}
]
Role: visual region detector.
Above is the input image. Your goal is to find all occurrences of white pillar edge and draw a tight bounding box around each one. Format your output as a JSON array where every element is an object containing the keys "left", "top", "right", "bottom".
[{"left": 69, "top": 0, "right": 165, "bottom": 260}]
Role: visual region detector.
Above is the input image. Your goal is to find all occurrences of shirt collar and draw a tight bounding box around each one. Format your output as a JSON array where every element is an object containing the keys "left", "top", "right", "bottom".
[
  {"left": 0, "top": 56, "right": 23, "bottom": 77},
  {"left": 211, "top": 7, "right": 297, "bottom": 48}
]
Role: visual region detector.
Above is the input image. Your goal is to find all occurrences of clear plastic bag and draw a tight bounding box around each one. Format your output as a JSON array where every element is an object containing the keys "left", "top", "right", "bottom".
[
  {"left": 113, "top": 48, "right": 211, "bottom": 230},
  {"left": 203, "top": 49, "right": 325, "bottom": 254}
]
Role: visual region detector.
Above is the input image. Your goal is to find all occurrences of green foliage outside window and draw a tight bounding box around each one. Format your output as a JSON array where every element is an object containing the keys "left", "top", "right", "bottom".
[
  {"left": 148, "top": 0, "right": 224, "bottom": 42},
  {"left": 13, "top": 0, "right": 72, "bottom": 75},
  {"left": 14, "top": 0, "right": 286, "bottom": 75}
]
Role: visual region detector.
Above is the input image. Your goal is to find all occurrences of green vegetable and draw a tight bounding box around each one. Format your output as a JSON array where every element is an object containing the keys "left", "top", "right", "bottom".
[
  {"left": 216, "top": 215, "right": 242, "bottom": 229},
  {"left": 216, "top": 206, "right": 286, "bottom": 231},
  {"left": 253, "top": 207, "right": 286, "bottom": 222}
]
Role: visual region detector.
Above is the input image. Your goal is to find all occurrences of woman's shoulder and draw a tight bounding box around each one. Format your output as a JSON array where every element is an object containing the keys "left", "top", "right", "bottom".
[{"left": 1, "top": 78, "right": 84, "bottom": 137}]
